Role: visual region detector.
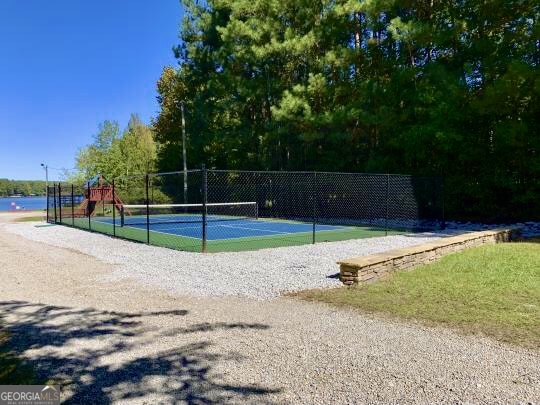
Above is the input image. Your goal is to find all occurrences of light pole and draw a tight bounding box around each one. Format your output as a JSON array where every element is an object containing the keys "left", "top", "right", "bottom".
[
  {"left": 41, "top": 163, "right": 49, "bottom": 221},
  {"left": 180, "top": 101, "right": 188, "bottom": 204},
  {"left": 40, "top": 163, "right": 49, "bottom": 192}
]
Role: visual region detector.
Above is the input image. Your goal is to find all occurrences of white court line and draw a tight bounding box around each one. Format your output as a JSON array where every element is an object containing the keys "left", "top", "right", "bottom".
[
  {"left": 150, "top": 221, "right": 308, "bottom": 235},
  {"left": 146, "top": 222, "right": 230, "bottom": 232},
  {"left": 219, "top": 224, "right": 290, "bottom": 234},
  {"left": 121, "top": 224, "right": 201, "bottom": 240},
  {"left": 122, "top": 222, "right": 251, "bottom": 240},
  {"left": 90, "top": 218, "right": 200, "bottom": 241},
  {"left": 122, "top": 221, "right": 295, "bottom": 241}
]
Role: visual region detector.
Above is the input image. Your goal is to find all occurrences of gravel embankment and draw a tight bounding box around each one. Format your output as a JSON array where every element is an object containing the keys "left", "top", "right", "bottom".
[
  {"left": 2, "top": 221, "right": 451, "bottom": 299},
  {"left": 445, "top": 220, "right": 540, "bottom": 238}
]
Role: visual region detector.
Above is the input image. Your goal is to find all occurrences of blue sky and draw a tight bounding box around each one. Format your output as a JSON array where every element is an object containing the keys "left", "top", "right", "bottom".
[{"left": 0, "top": 1, "right": 182, "bottom": 180}]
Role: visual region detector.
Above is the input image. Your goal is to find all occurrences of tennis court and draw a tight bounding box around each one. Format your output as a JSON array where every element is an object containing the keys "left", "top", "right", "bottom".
[
  {"left": 119, "top": 215, "right": 345, "bottom": 240},
  {"left": 82, "top": 211, "right": 398, "bottom": 253},
  {"left": 51, "top": 169, "right": 444, "bottom": 253}
]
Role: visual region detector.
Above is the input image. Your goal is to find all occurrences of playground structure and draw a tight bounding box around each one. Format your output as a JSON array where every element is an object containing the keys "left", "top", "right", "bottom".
[{"left": 57, "top": 175, "right": 125, "bottom": 218}]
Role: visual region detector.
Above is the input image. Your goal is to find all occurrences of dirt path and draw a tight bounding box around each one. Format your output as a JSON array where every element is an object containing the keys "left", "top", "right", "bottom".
[{"left": 1, "top": 215, "right": 539, "bottom": 404}]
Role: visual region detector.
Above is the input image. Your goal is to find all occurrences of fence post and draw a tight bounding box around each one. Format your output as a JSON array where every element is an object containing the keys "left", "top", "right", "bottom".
[
  {"left": 53, "top": 185, "right": 57, "bottom": 223},
  {"left": 312, "top": 172, "right": 317, "bottom": 244},
  {"left": 112, "top": 179, "right": 116, "bottom": 237},
  {"left": 88, "top": 181, "right": 91, "bottom": 231},
  {"left": 71, "top": 184, "right": 75, "bottom": 226},
  {"left": 201, "top": 165, "right": 207, "bottom": 253},
  {"left": 58, "top": 184, "right": 62, "bottom": 224},
  {"left": 441, "top": 177, "right": 446, "bottom": 229},
  {"left": 146, "top": 174, "right": 150, "bottom": 244},
  {"left": 46, "top": 186, "right": 50, "bottom": 223},
  {"left": 385, "top": 174, "right": 390, "bottom": 236}
]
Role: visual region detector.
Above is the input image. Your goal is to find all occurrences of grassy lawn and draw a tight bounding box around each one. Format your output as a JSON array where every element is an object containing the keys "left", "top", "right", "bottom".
[{"left": 298, "top": 242, "right": 540, "bottom": 349}]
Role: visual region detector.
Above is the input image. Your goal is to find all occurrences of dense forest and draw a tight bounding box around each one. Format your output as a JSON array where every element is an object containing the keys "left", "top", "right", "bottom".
[
  {"left": 153, "top": 0, "right": 539, "bottom": 222},
  {"left": 77, "top": 0, "right": 539, "bottom": 222},
  {"left": 0, "top": 179, "right": 46, "bottom": 197}
]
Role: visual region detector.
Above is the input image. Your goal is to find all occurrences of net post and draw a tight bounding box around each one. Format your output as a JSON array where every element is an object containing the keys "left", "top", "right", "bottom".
[
  {"left": 112, "top": 179, "right": 116, "bottom": 237},
  {"left": 312, "top": 172, "right": 317, "bottom": 244},
  {"left": 71, "top": 184, "right": 75, "bottom": 226},
  {"left": 58, "top": 184, "right": 62, "bottom": 223},
  {"left": 385, "top": 174, "right": 390, "bottom": 236},
  {"left": 201, "top": 165, "right": 207, "bottom": 253},
  {"left": 53, "top": 184, "right": 57, "bottom": 223},
  {"left": 145, "top": 174, "right": 150, "bottom": 244},
  {"left": 87, "top": 181, "right": 91, "bottom": 231}
]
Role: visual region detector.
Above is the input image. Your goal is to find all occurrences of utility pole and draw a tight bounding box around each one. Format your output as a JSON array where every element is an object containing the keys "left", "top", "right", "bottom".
[{"left": 180, "top": 101, "right": 188, "bottom": 204}]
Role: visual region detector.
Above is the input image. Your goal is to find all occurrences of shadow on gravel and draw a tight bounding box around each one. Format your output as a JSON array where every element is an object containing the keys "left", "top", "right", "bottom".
[
  {"left": 0, "top": 300, "right": 279, "bottom": 404},
  {"left": 164, "top": 322, "right": 270, "bottom": 336}
]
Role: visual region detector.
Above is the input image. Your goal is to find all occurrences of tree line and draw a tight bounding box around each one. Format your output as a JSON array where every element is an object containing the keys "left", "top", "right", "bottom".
[
  {"left": 73, "top": 115, "right": 157, "bottom": 182},
  {"left": 0, "top": 179, "right": 47, "bottom": 197},
  {"left": 77, "top": 0, "right": 540, "bottom": 222}
]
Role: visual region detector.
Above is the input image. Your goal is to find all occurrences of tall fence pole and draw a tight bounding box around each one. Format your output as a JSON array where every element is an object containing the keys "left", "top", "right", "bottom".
[
  {"left": 46, "top": 186, "right": 50, "bottom": 223},
  {"left": 53, "top": 185, "right": 57, "bottom": 223},
  {"left": 112, "top": 179, "right": 116, "bottom": 237},
  {"left": 385, "top": 174, "right": 390, "bottom": 236},
  {"left": 441, "top": 177, "right": 446, "bottom": 229},
  {"left": 201, "top": 165, "right": 208, "bottom": 253},
  {"left": 180, "top": 101, "right": 188, "bottom": 204},
  {"left": 58, "top": 184, "right": 62, "bottom": 224},
  {"left": 145, "top": 174, "right": 150, "bottom": 244},
  {"left": 87, "top": 181, "right": 91, "bottom": 231},
  {"left": 71, "top": 184, "right": 75, "bottom": 226},
  {"left": 312, "top": 172, "right": 317, "bottom": 244}
]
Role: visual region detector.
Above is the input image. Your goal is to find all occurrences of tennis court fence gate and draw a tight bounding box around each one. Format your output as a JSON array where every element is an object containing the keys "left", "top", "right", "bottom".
[{"left": 46, "top": 168, "right": 445, "bottom": 253}]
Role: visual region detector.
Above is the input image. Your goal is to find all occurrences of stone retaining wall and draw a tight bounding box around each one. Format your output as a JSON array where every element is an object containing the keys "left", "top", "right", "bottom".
[{"left": 338, "top": 229, "right": 517, "bottom": 286}]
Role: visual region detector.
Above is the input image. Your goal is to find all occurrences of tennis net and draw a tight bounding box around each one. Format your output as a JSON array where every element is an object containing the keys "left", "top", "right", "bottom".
[{"left": 120, "top": 202, "right": 258, "bottom": 227}]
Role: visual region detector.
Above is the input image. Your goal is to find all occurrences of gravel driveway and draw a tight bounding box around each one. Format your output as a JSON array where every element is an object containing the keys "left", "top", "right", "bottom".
[
  {"left": 1, "top": 217, "right": 538, "bottom": 404},
  {"left": 3, "top": 221, "right": 449, "bottom": 298}
]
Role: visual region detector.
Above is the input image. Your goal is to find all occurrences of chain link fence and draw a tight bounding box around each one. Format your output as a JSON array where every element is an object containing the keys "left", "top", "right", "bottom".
[{"left": 47, "top": 168, "right": 444, "bottom": 252}]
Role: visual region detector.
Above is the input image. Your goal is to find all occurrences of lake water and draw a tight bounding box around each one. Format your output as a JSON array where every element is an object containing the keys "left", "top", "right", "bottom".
[{"left": 0, "top": 196, "right": 47, "bottom": 211}]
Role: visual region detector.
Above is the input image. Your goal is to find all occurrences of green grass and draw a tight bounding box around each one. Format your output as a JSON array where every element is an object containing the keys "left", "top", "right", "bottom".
[
  {"left": 297, "top": 243, "right": 540, "bottom": 349},
  {"left": 67, "top": 217, "right": 402, "bottom": 252}
]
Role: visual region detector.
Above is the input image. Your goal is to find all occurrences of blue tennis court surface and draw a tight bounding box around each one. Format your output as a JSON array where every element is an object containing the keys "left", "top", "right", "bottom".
[{"left": 95, "top": 215, "right": 346, "bottom": 241}]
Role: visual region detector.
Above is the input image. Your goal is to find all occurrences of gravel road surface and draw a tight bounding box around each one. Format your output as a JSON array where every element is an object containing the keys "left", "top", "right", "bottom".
[
  {"left": 3, "top": 220, "right": 448, "bottom": 299},
  {"left": 0, "top": 215, "right": 538, "bottom": 404}
]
